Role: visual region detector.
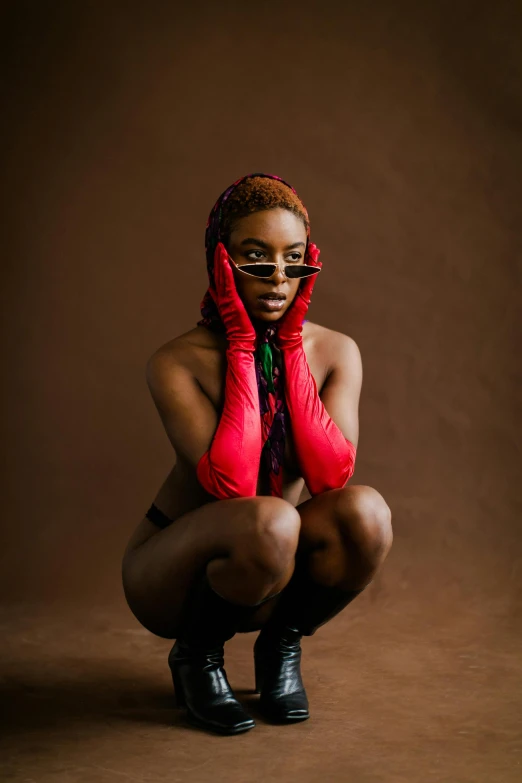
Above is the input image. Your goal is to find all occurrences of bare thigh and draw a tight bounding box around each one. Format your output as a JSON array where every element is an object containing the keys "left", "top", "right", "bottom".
[{"left": 121, "top": 496, "right": 299, "bottom": 639}]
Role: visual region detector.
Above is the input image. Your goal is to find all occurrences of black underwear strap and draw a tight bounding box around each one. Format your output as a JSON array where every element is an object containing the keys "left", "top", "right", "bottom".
[{"left": 145, "top": 502, "right": 173, "bottom": 529}]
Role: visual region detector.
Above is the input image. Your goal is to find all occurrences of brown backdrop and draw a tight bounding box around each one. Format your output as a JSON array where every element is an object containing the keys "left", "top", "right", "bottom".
[
  {"left": 2, "top": 2, "right": 522, "bottom": 780},
  {"left": 2, "top": 0, "right": 521, "bottom": 632}
]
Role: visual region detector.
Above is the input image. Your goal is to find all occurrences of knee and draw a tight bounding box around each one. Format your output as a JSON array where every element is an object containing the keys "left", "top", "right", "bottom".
[
  {"left": 240, "top": 497, "right": 301, "bottom": 578},
  {"left": 334, "top": 486, "right": 393, "bottom": 565}
]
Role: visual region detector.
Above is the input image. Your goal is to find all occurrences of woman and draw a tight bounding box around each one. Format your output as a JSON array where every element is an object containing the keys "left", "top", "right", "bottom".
[{"left": 122, "top": 173, "right": 393, "bottom": 736}]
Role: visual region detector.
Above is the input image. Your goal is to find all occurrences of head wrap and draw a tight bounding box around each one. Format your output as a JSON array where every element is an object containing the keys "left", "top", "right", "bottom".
[{"left": 197, "top": 173, "right": 310, "bottom": 497}]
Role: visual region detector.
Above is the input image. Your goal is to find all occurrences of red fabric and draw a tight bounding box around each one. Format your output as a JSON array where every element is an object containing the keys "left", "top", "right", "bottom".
[
  {"left": 279, "top": 343, "right": 357, "bottom": 495},
  {"left": 276, "top": 243, "right": 357, "bottom": 496},
  {"left": 196, "top": 243, "right": 262, "bottom": 498},
  {"left": 197, "top": 173, "right": 306, "bottom": 500},
  {"left": 196, "top": 348, "right": 261, "bottom": 497}
]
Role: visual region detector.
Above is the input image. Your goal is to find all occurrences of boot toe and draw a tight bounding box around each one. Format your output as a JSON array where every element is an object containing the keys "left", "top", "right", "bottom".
[
  {"left": 187, "top": 701, "right": 256, "bottom": 735},
  {"left": 260, "top": 693, "right": 310, "bottom": 723}
]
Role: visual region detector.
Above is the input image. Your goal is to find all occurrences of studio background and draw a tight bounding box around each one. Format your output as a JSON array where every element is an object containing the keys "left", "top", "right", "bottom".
[{"left": 2, "top": 2, "right": 521, "bottom": 781}]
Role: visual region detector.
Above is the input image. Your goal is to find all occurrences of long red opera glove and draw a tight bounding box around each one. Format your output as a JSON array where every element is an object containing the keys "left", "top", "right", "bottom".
[
  {"left": 196, "top": 242, "right": 262, "bottom": 498},
  {"left": 276, "top": 243, "right": 356, "bottom": 496}
]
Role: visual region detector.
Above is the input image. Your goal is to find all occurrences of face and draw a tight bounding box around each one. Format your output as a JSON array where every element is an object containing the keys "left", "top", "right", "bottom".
[{"left": 226, "top": 208, "right": 308, "bottom": 325}]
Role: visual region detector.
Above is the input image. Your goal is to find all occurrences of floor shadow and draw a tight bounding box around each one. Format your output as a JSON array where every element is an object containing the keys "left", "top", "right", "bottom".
[
  {"left": 0, "top": 660, "right": 267, "bottom": 740},
  {"left": 1, "top": 657, "right": 181, "bottom": 738}
]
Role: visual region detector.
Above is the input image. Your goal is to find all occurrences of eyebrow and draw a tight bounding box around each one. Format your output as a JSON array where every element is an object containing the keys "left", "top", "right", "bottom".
[{"left": 239, "top": 238, "right": 306, "bottom": 250}]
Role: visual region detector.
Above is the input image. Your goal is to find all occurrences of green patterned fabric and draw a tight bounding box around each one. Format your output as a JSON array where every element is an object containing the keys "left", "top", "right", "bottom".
[{"left": 257, "top": 341, "right": 275, "bottom": 393}]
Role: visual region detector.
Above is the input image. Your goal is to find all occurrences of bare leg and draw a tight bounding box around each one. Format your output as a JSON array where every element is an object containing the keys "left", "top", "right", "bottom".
[
  {"left": 295, "top": 483, "right": 393, "bottom": 590},
  {"left": 253, "top": 484, "right": 393, "bottom": 723},
  {"left": 122, "top": 495, "right": 301, "bottom": 639}
]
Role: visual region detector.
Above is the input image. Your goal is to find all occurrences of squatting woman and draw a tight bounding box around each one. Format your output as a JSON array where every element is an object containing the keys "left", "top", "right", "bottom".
[{"left": 121, "top": 173, "right": 393, "bottom": 735}]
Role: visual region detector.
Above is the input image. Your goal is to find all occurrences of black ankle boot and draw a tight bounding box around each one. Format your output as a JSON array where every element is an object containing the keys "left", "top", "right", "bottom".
[
  {"left": 169, "top": 573, "right": 265, "bottom": 735},
  {"left": 254, "top": 567, "right": 362, "bottom": 723},
  {"left": 254, "top": 623, "right": 308, "bottom": 722}
]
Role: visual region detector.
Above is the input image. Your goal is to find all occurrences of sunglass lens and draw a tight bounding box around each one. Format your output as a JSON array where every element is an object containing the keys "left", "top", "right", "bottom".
[
  {"left": 286, "top": 265, "right": 321, "bottom": 278},
  {"left": 237, "top": 264, "right": 276, "bottom": 277},
  {"left": 236, "top": 264, "right": 321, "bottom": 279}
]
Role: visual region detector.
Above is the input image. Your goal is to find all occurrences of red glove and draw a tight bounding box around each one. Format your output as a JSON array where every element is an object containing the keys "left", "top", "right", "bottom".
[
  {"left": 276, "top": 242, "right": 323, "bottom": 350},
  {"left": 276, "top": 243, "right": 356, "bottom": 495},
  {"left": 196, "top": 242, "right": 262, "bottom": 498}
]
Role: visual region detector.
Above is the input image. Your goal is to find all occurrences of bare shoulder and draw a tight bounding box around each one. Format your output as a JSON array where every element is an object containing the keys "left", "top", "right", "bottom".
[
  {"left": 303, "top": 321, "right": 361, "bottom": 377},
  {"left": 146, "top": 326, "right": 223, "bottom": 369},
  {"left": 151, "top": 326, "right": 223, "bottom": 356},
  {"left": 146, "top": 322, "right": 361, "bottom": 385}
]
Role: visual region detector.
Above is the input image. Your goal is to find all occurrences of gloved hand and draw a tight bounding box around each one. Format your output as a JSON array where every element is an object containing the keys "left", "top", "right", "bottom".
[
  {"left": 273, "top": 242, "right": 356, "bottom": 494},
  {"left": 196, "top": 242, "right": 262, "bottom": 499},
  {"left": 209, "top": 242, "right": 256, "bottom": 351},
  {"left": 276, "top": 243, "right": 322, "bottom": 349}
]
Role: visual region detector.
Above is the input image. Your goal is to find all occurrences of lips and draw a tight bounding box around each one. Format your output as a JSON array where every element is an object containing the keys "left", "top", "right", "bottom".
[
  {"left": 258, "top": 293, "right": 286, "bottom": 300},
  {"left": 258, "top": 296, "right": 286, "bottom": 312}
]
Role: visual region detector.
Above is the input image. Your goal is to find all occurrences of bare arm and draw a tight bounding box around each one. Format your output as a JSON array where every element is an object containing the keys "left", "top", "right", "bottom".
[
  {"left": 146, "top": 344, "right": 219, "bottom": 470},
  {"left": 146, "top": 339, "right": 262, "bottom": 498},
  {"left": 319, "top": 333, "right": 362, "bottom": 450}
]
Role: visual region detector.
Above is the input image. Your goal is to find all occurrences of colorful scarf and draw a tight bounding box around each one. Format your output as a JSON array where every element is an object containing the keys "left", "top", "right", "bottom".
[{"left": 197, "top": 173, "right": 310, "bottom": 497}]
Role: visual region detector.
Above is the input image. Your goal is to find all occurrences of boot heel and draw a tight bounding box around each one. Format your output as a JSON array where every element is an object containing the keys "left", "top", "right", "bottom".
[
  {"left": 164, "top": 574, "right": 259, "bottom": 734},
  {"left": 254, "top": 662, "right": 262, "bottom": 694},
  {"left": 254, "top": 646, "right": 266, "bottom": 694},
  {"left": 171, "top": 666, "right": 186, "bottom": 707}
]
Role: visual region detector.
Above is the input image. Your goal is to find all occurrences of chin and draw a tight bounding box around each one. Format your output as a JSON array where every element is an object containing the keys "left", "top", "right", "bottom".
[{"left": 250, "top": 307, "right": 286, "bottom": 323}]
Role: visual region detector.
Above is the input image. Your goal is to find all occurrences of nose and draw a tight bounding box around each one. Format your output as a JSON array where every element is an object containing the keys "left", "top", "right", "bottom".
[{"left": 269, "top": 262, "right": 290, "bottom": 283}]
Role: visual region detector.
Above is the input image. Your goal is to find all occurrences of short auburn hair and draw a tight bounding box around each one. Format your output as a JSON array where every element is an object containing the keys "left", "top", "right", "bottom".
[{"left": 220, "top": 176, "right": 309, "bottom": 244}]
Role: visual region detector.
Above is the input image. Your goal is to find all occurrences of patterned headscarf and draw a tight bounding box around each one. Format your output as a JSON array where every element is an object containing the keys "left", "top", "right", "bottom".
[{"left": 197, "top": 173, "right": 310, "bottom": 497}]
